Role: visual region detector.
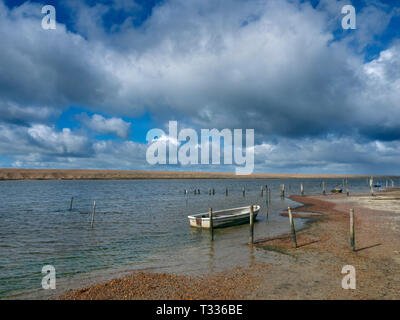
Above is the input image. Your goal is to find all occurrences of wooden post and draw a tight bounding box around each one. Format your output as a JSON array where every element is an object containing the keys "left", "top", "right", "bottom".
[
  {"left": 69, "top": 197, "right": 74, "bottom": 211},
  {"left": 288, "top": 207, "right": 297, "bottom": 248},
  {"left": 392, "top": 180, "right": 394, "bottom": 188},
  {"left": 242, "top": 187, "right": 246, "bottom": 197},
  {"left": 194, "top": 189, "right": 197, "bottom": 195},
  {"left": 209, "top": 208, "right": 214, "bottom": 241},
  {"left": 386, "top": 180, "right": 388, "bottom": 189},
  {"left": 225, "top": 187, "right": 228, "bottom": 197},
  {"left": 266, "top": 205, "right": 269, "bottom": 220},
  {"left": 260, "top": 186, "right": 264, "bottom": 197},
  {"left": 209, "top": 189, "right": 211, "bottom": 195},
  {"left": 346, "top": 178, "right": 349, "bottom": 196},
  {"left": 268, "top": 188, "right": 271, "bottom": 203},
  {"left": 90, "top": 200, "right": 96, "bottom": 228},
  {"left": 350, "top": 208, "right": 355, "bottom": 252},
  {"left": 280, "top": 184, "right": 285, "bottom": 198},
  {"left": 249, "top": 205, "right": 254, "bottom": 245},
  {"left": 300, "top": 183, "right": 304, "bottom": 196},
  {"left": 212, "top": 188, "right": 215, "bottom": 195},
  {"left": 198, "top": 189, "right": 200, "bottom": 194},
  {"left": 322, "top": 181, "right": 326, "bottom": 195}
]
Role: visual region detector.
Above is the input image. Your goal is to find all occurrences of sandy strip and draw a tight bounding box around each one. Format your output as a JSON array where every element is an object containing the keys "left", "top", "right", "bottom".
[
  {"left": 60, "top": 190, "right": 400, "bottom": 300},
  {"left": 0, "top": 168, "right": 374, "bottom": 180}
]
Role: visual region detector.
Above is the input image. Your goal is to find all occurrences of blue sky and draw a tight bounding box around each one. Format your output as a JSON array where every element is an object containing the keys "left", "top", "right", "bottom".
[{"left": 1, "top": 0, "right": 400, "bottom": 174}]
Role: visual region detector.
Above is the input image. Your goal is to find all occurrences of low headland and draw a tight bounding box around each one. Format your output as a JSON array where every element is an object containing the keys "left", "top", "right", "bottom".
[{"left": 0, "top": 168, "right": 377, "bottom": 180}]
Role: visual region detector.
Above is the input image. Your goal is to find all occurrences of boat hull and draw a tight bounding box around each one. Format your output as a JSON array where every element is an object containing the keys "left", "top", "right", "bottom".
[{"left": 188, "top": 206, "right": 260, "bottom": 229}]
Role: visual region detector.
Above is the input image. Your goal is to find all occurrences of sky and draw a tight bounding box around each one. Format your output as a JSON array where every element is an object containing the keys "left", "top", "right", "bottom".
[{"left": 0, "top": 0, "right": 400, "bottom": 174}]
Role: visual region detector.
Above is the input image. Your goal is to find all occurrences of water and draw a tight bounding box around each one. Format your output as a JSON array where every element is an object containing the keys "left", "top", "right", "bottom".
[{"left": 0, "top": 177, "right": 384, "bottom": 298}]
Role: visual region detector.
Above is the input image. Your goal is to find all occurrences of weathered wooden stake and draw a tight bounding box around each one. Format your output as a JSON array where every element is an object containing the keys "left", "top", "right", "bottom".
[
  {"left": 249, "top": 205, "right": 254, "bottom": 245},
  {"left": 268, "top": 188, "right": 271, "bottom": 203},
  {"left": 266, "top": 205, "right": 269, "bottom": 220},
  {"left": 90, "top": 200, "right": 96, "bottom": 228},
  {"left": 346, "top": 178, "right": 349, "bottom": 196},
  {"left": 392, "top": 180, "right": 394, "bottom": 188},
  {"left": 194, "top": 189, "right": 197, "bottom": 195},
  {"left": 280, "top": 184, "right": 285, "bottom": 198},
  {"left": 212, "top": 188, "right": 215, "bottom": 195},
  {"left": 288, "top": 207, "right": 297, "bottom": 248},
  {"left": 350, "top": 208, "right": 355, "bottom": 252},
  {"left": 322, "top": 181, "right": 326, "bottom": 195},
  {"left": 242, "top": 187, "right": 246, "bottom": 197},
  {"left": 209, "top": 208, "right": 214, "bottom": 241},
  {"left": 260, "top": 186, "right": 264, "bottom": 197},
  {"left": 69, "top": 197, "right": 74, "bottom": 211},
  {"left": 198, "top": 189, "right": 200, "bottom": 194},
  {"left": 386, "top": 180, "right": 388, "bottom": 189},
  {"left": 300, "top": 183, "right": 304, "bottom": 196}
]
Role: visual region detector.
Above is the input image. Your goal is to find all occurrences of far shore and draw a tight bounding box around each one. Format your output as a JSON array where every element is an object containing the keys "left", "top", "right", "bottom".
[{"left": 0, "top": 168, "right": 385, "bottom": 181}]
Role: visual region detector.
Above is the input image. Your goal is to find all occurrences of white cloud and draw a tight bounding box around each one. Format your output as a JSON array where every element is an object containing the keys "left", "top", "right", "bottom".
[{"left": 80, "top": 114, "right": 131, "bottom": 138}]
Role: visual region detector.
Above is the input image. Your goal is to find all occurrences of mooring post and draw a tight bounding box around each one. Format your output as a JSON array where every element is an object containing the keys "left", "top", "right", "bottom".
[
  {"left": 242, "top": 187, "right": 246, "bottom": 197},
  {"left": 350, "top": 208, "right": 355, "bottom": 252},
  {"left": 69, "top": 197, "right": 74, "bottom": 211},
  {"left": 266, "top": 205, "right": 269, "bottom": 220},
  {"left": 90, "top": 200, "right": 96, "bottom": 228},
  {"left": 280, "top": 184, "right": 285, "bottom": 199},
  {"left": 300, "top": 183, "right": 304, "bottom": 196},
  {"left": 322, "top": 181, "right": 326, "bottom": 195},
  {"left": 288, "top": 207, "right": 297, "bottom": 248},
  {"left": 249, "top": 205, "right": 254, "bottom": 245},
  {"left": 212, "top": 188, "right": 215, "bottom": 195},
  {"left": 268, "top": 188, "right": 271, "bottom": 203},
  {"left": 346, "top": 178, "right": 349, "bottom": 196},
  {"left": 209, "top": 208, "right": 214, "bottom": 241},
  {"left": 260, "top": 186, "right": 264, "bottom": 197}
]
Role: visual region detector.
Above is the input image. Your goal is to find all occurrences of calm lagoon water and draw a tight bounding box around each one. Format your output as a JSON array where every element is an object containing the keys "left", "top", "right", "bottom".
[{"left": 0, "top": 178, "right": 379, "bottom": 298}]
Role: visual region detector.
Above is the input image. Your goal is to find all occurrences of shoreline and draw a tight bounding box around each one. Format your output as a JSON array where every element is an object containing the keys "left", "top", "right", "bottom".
[
  {"left": 60, "top": 190, "right": 400, "bottom": 299},
  {"left": 0, "top": 168, "right": 382, "bottom": 181}
]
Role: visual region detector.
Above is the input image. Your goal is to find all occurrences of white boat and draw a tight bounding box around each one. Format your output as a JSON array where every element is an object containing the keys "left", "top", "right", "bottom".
[{"left": 188, "top": 205, "right": 260, "bottom": 228}]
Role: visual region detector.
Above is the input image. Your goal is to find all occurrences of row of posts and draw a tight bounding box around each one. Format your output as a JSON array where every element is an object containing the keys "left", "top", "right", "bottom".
[
  {"left": 209, "top": 204, "right": 359, "bottom": 253},
  {"left": 184, "top": 184, "right": 291, "bottom": 198}
]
